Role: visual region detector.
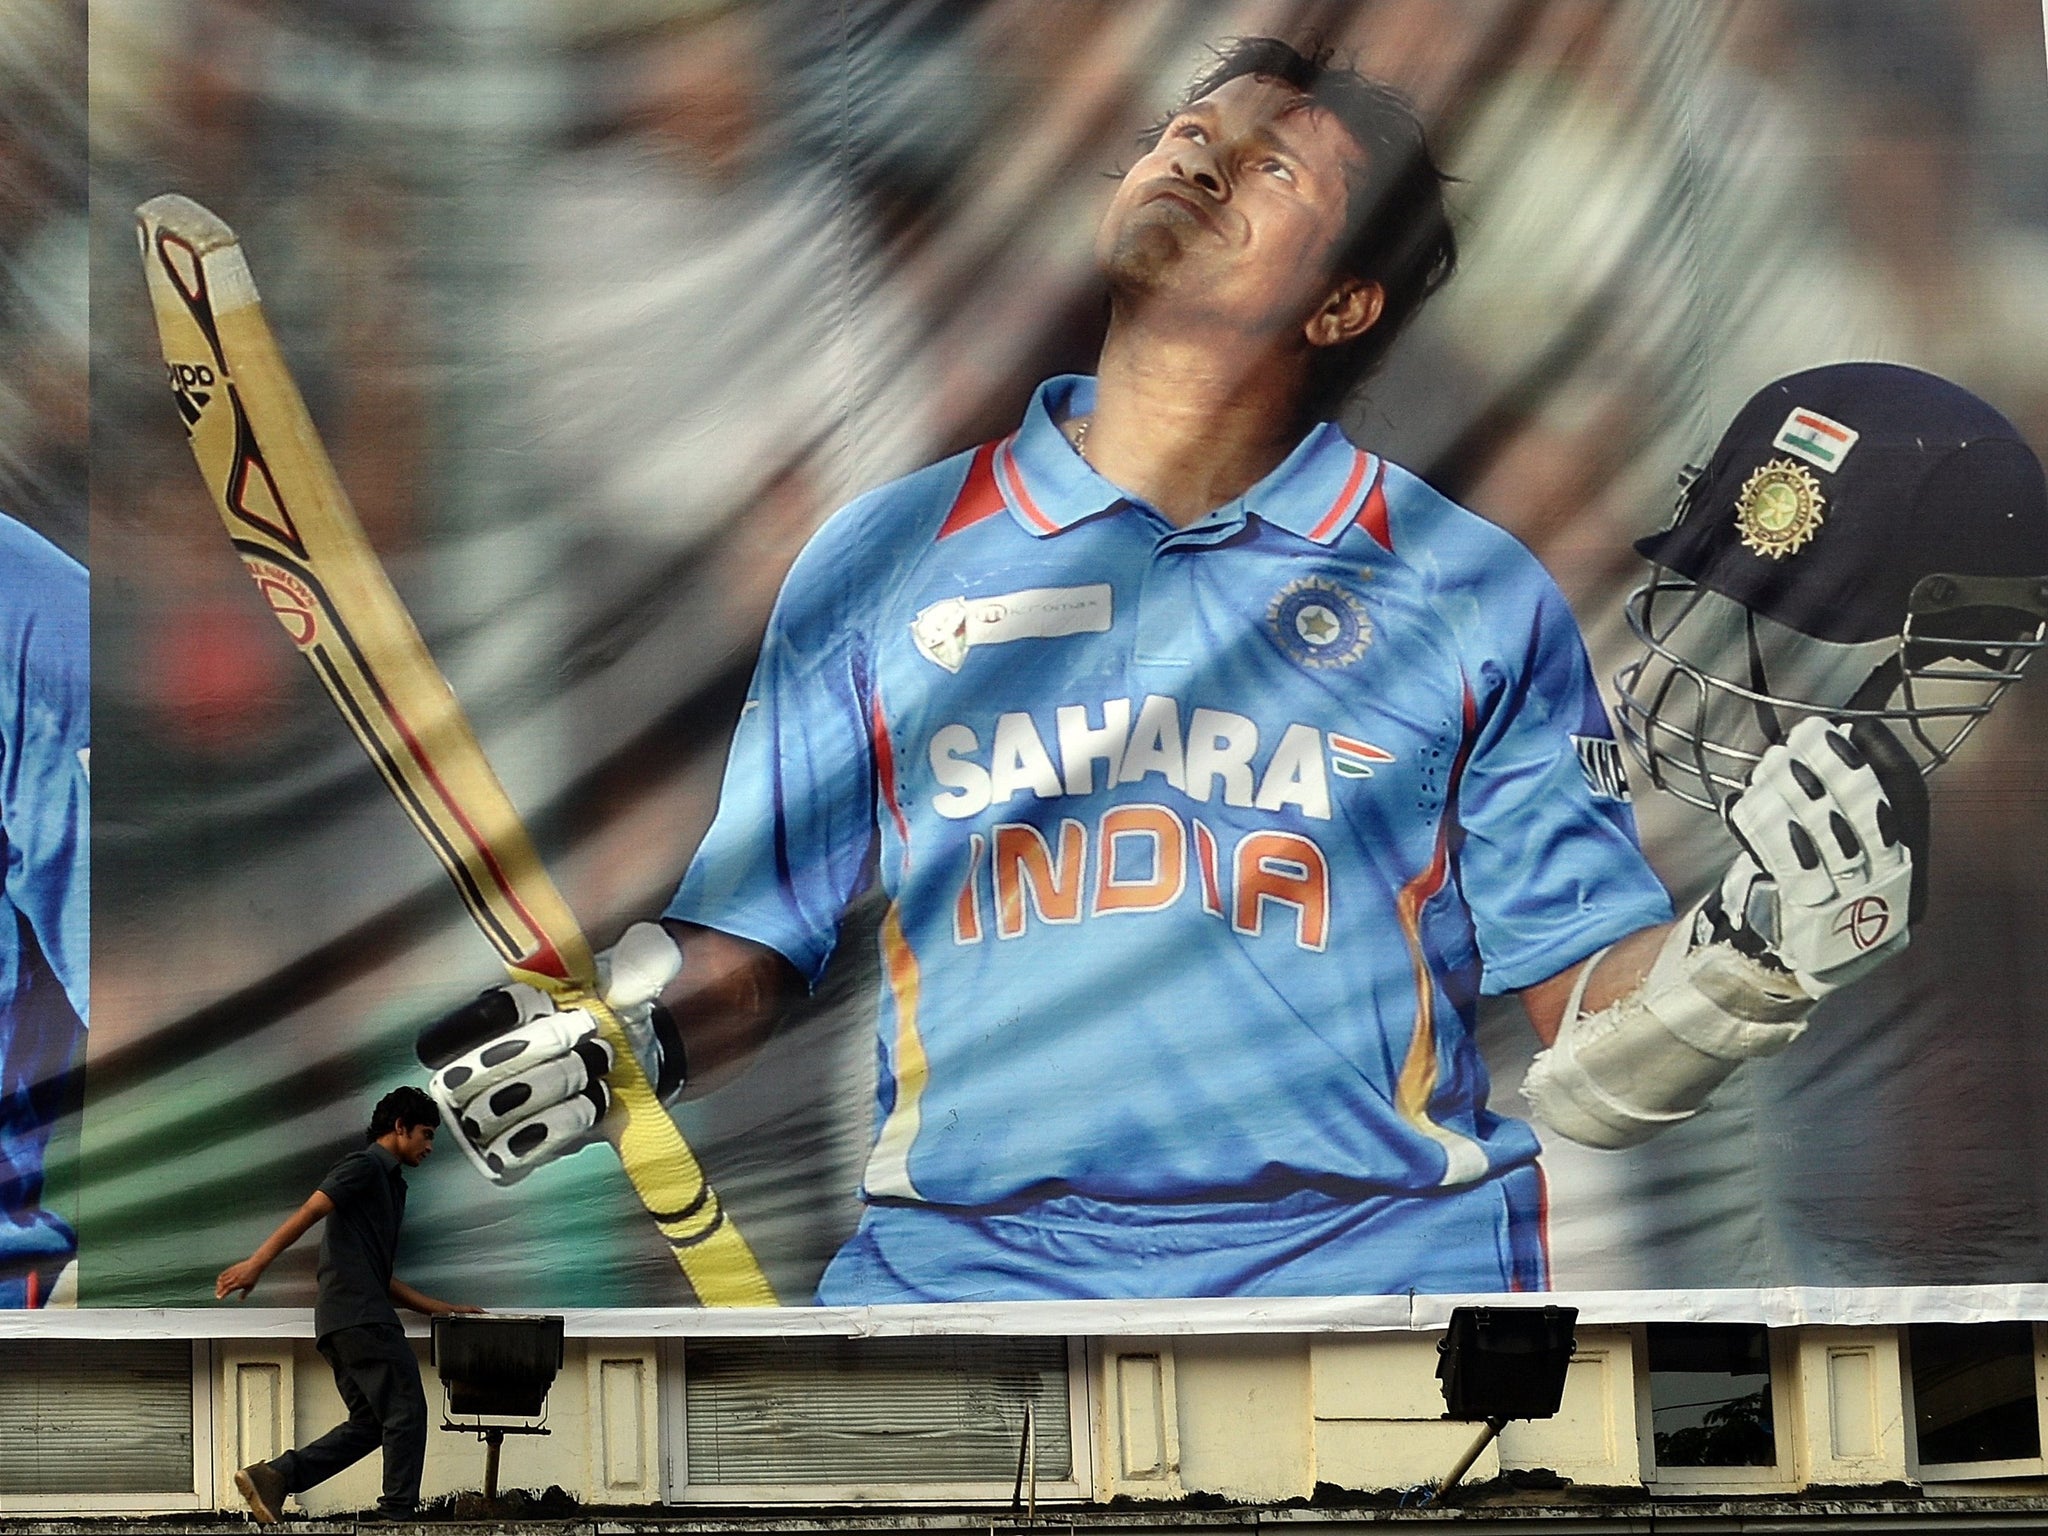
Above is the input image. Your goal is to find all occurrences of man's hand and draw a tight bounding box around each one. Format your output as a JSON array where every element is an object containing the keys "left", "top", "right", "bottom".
[
  {"left": 427, "top": 923, "right": 685, "bottom": 1186},
  {"left": 390, "top": 1276, "right": 485, "bottom": 1316},
  {"left": 215, "top": 1191, "right": 334, "bottom": 1301},
  {"left": 1712, "top": 717, "right": 1924, "bottom": 995},
  {"left": 216, "top": 1257, "right": 268, "bottom": 1301}
]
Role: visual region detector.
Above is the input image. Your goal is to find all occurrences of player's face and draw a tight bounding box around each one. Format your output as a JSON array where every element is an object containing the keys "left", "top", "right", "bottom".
[{"left": 1096, "top": 75, "right": 1373, "bottom": 342}]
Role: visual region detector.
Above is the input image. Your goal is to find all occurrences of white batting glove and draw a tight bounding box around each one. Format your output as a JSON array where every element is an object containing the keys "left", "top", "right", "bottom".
[
  {"left": 428, "top": 923, "right": 685, "bottom": 1186},
  {"left": 1712, "top": 718, "right": 1914, "bottom": 996}
]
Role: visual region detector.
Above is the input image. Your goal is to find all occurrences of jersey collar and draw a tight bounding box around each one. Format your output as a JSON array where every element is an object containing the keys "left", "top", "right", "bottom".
[{"left": 997, "top": 375, "right": 1384, "bottom": 549}]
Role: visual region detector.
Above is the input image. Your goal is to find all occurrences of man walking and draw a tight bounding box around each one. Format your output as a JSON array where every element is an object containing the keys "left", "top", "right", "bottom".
[{"left": 217, "top": 1086, "right": 479, "bottom": 1522}]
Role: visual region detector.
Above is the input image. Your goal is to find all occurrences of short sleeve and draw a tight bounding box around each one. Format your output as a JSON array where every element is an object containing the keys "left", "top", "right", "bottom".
[
  {"left": 665, "top": 526, "right": 878, "bottom": 986},
  {"left": 0, "top": 522, "right": 88, "bottom": 1023},
  {"left": 317, "top": 1152, "right": 379, "bottom": 1210},
  {"left": 1455, "top": 576, "right": 1673, "bottom": 994}
]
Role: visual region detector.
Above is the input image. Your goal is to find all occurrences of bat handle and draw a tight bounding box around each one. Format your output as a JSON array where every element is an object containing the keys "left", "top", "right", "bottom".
[
  {"left": 583, "top": 996, "right": 780, "bottom": 1306},
  {"left": 417, "top": 989, "right": 521, "bottom": 1070}
]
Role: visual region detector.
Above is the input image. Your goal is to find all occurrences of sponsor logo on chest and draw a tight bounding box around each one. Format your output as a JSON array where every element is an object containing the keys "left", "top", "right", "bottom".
[
  {"left": 927, "top": 695, "right": 1394, "bottom": 823},
  {"left": 911, "top": 584, "right": 1112, "bottom": 672}
]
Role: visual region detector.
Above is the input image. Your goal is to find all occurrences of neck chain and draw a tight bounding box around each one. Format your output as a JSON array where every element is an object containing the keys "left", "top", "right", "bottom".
[{"left": 1071, "top": 417, "right": 1090, "bottom": 461}]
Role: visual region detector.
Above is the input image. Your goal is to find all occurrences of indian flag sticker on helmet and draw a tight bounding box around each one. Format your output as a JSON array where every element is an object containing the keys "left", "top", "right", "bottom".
[
  {"left": 1736, "top": 458, "right": 1826, "bottom": 559},
  {"left": 1772, "top": 407, "right": 1860, "bottom": 472}
]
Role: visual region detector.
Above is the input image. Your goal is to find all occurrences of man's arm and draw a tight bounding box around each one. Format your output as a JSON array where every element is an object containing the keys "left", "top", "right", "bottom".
[
  {"left": 1518, "top": 923, "right": 1673, "bottom": 1047},
  {"left": 215, "top": 1191, "right": 335, "bottom": 1301},
  {"left": 1515, "top": 719, "right": 1922, "bottom": 1149},
  {"left": 388, "top": 1277, "right": 483, "bottom": 1317},
  {"left": 656, "top": 920, "right": 800, "bottom": 1090}
]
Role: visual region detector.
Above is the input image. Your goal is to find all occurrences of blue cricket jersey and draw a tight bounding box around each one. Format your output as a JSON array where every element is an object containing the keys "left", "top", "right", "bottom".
[
  {"left": 0, "top": 515, "right": 89, "bottom": 1305},
  {"left": 669, "top": 376, "right": 1670, "bottom": 1212}
]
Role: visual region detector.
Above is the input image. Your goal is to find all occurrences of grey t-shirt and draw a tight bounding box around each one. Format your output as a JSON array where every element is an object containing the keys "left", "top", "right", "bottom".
[{"left": 314, "top": 1143, "right": 406, "bottom": 1338}]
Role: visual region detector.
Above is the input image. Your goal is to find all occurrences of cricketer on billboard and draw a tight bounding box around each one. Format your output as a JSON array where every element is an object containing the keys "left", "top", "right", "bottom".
[{"left": 70, "top": 0, "right": 2048, "bottom": 1321}]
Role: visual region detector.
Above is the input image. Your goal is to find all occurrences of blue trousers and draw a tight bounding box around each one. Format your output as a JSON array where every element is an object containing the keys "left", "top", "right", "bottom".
[{"left": 817, "top": 1163, "right": 1550, "bottom": 1304}]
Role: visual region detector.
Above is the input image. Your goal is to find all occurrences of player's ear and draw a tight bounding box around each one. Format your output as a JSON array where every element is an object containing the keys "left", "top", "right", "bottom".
[{"left": 1305, "top": 278, "right": 1383, "bottom": 349}]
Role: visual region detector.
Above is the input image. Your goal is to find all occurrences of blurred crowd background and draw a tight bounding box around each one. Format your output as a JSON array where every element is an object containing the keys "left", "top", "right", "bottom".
[
  {"left": 30, "top": 0, "right": 2048, "bottom": 1304},
  {"left": 1, "top": 1, "right": 85, "bottom": 562}
]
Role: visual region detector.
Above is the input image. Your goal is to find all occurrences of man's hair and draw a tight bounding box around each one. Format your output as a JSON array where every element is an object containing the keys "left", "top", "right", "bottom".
[
  {"left": 368, "top": 1086, "right": 441, "bottom": 1142},
  {"left": 1157, "top": 38, "right": 1458, "bottom": 417}
]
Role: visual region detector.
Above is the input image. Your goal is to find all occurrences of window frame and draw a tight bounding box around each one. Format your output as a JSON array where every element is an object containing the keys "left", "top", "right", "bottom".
[
  {"left": 0, "top": 1339, "right": 214, "bottom": 1515},
  {"left": 660, "top": 1335, "right": 1094, "bottom": 1504},
  {"left": 1633, "top": 1322, "right": 1798, "bottom": 1491},
  {"left": 1903, "top": 1319, "right": 2048, "bottom": 1485}
]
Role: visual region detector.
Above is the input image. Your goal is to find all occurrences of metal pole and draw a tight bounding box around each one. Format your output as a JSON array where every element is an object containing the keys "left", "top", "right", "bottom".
[
  {"left": 1011, "top": 1407, "right": 1027, "bottom": 1511},
  {"left": 1436, "top": 1414, "right": 1506, "bottom": 1498},
  {"left": 483, "top": 1428, "right": 504, "bottom": 1504},
  {"left": 1026, "top": 1399, "right": 1037, "bottom": 1520}
]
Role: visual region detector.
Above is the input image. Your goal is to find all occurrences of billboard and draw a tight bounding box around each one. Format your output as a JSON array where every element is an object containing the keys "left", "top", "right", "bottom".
[{"left": 9, "top": 0, "right": 2048, "bottom": 1324}]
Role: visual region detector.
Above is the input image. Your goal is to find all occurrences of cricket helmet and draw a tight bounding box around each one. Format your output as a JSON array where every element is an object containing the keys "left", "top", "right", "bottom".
[{"left": 1616, "top": 362, "right": 2048, "bottom": 813}]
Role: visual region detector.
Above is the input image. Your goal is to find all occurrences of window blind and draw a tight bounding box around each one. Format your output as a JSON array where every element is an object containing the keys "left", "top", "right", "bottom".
[
  {"left": 0, "top": 1340, "right": 195, "bottom": 1495},
  {"left": 684, "top": 1336, "right": 1070, "bottom": 1486}
]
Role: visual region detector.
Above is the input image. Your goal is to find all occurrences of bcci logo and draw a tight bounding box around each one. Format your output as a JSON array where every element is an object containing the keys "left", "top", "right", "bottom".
[
  {"left": 1735, "top": 458, "right": 1825, "bottom": 559},
  {"left": 1268, "top": 576, "right": 1370, "bottom": 670}
]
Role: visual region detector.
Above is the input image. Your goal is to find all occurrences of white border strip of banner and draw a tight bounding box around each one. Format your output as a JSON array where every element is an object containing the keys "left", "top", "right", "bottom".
[{"left": 6, "top": 1286, "right": 2046, "bottom": 1338}]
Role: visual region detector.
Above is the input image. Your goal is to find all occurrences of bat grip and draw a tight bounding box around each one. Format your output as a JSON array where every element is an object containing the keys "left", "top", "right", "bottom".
[{"left": 417, "top": 988, "right": 522, "bottom": 1070}]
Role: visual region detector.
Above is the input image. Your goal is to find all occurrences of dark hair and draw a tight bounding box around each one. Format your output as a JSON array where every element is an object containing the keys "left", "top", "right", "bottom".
[
  {"left": 368, "top": 1086, "right": 441, "bottom": 1142},
  {"left": 1158, "top": 38, "right": 1458, "bottom": 416}
]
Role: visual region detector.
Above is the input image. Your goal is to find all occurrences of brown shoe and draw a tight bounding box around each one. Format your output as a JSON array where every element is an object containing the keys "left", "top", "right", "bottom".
[{"left": 235, "top": 1461, "right": 287, "bottom": 1524}]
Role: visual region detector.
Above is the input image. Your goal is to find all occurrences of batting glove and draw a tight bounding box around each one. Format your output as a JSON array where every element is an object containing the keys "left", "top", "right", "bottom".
[
  {"left": 1708, "top": 717, "right": 1917, "bottom": 997},
  {"left": 425, "top": 922, "right": 686, "bottom": 1186}
]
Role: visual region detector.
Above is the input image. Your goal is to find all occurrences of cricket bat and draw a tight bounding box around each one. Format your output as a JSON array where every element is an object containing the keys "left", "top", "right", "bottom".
[{"left": 137, "top": 193, "right": 777, "bottom": 1306}]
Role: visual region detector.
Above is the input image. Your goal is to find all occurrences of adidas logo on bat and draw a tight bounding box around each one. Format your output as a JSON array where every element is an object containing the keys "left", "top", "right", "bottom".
[{"left": 165, "top": 360, "right": 215, "bottom": 429}]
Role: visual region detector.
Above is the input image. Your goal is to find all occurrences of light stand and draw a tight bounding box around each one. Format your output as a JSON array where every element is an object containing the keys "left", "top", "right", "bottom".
[{"left": 1432, "top": 1305, "right": 1578, "bottom": 1499}]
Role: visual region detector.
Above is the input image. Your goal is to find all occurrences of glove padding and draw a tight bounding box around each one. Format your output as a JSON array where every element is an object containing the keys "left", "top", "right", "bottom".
[
  {"left": 427, "top": 922, "right": 685, "bottom": 1186},
  {"left": 1714, "top": 717, "right": 1917, "bottom": 996}
]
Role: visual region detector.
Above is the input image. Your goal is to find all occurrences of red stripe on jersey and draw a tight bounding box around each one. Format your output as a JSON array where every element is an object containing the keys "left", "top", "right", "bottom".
[
  {"left": 1509, "top": 1162, "right": 1553, "bottom": 1292},
  {"left": 1355, "top": 461, "right": 1391, "bottom": 550},
  {"left": 995, "top": 438, "right": 1062, "bottom": 535},
  {"left": 1306, "top": 450, "right": 1371, "bottom": 542},
  {"left": 937, "top": 441, "right": 1007, "bottom": 540},
  {"left": 870, "top": 692, "right": 911, "bottom": 858}
]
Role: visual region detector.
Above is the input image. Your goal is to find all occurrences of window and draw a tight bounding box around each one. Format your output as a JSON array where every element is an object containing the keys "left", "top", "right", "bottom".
[
  {"left": 1638, "top": 1323, "right": 1787, "bottom": 1485},
  {"left": 1907, "top": 1322, "right": 2048, "bottom": 1481},
  {"left": 670, "top": 1336, "right": 1086, "bottom": 1502},
  {"left": 0, "top": 1340, "right": 208, "bottom": 1509}
]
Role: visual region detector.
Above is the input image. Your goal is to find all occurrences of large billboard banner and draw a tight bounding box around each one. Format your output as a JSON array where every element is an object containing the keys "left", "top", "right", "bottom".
[{"left": 7, "top": 0, "right": 2047, "bottom": 1325}]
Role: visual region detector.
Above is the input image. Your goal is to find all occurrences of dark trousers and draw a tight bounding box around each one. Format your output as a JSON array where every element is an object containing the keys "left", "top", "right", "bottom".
[{"left": 275, "top": 1322, "right": 428, "bottom": 1513}]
